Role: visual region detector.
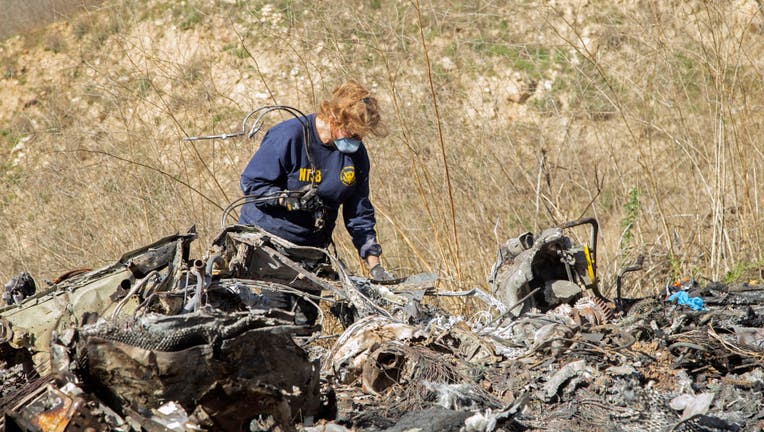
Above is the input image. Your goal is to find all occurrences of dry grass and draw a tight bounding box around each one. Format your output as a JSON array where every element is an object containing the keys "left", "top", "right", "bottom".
[
  {"left": 0, "top": 0, "right": 105, "bottom": 41},
  {"left": 0, "top": 0, "right": 762, "bottom": 300}
]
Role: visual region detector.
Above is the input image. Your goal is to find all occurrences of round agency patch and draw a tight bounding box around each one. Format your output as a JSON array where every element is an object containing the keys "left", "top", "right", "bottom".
[{"left": 340, "top": 166, "right": 356, "bottom": 186}]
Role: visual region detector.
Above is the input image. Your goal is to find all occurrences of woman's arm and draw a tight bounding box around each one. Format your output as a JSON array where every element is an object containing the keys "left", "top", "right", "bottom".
[{"left": 240, "top": 130, "right": 292, "bottom": 206}]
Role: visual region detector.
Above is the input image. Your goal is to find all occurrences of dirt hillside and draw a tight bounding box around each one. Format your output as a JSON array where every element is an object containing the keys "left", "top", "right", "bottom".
[{"left": 1, "top": 0, "right": 763, "bottom": 295}]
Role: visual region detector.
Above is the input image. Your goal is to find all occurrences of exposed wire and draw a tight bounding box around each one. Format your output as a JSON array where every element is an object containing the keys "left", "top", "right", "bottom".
[
  {"left": 111, "top": 270, "right": 160, "bottom": 320},
  {"left": 185, "top": 105, "right": 316, "bottom": 180},
  {"left": 220, "top": 193, "right": 283, "bottom": 228}
]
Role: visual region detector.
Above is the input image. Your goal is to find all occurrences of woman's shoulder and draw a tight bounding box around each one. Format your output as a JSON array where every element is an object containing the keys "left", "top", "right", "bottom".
[
  {"left": 353, "top": 144, "right": 371, "bottom": 170},
  {"left": 269, "top": 113, "right": 314, "bottom": 136}
]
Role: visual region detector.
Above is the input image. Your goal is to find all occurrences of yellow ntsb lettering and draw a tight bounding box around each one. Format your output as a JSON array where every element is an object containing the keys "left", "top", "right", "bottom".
[{"left": 298, "top": 168, "right": 322, "bottom": 183}]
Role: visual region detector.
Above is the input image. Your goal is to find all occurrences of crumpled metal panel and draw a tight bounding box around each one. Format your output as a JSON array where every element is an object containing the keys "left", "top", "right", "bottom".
[
  {"left": 323, "top": 315, "right": 424, "bottom": 384},
  {"left": 0, "top": 231, "right": 194, "bottom": 369},
  {"left": 491, "top": 227, "right": 565, "bottom": 316},
  {"left": 79, "top": 309, "right": 320, "bottom": 425},
  {"left": 0, "top": 268, "right": 131, "bottom": 368},
  {"left": 217, "top": 226, "right": 331, "bottom": 292},
  {"left": 218, "top": 225, "right": 394, "bottom": 321},
  {"left": 3, "top": 383, "right": 114, "bottom": 432},
  {"left": 6, "top": 385, "right": 76, "bottom": 432}
]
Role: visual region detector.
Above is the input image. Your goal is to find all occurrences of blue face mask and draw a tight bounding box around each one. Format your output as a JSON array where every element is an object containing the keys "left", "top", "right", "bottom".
[{"left": 334, "top": 137, "right": 362, "bottom": 154}]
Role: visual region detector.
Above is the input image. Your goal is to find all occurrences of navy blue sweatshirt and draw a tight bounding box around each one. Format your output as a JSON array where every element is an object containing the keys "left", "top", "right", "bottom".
[{"left": 238, "top": 114, "right": 382, "bottom": 258}]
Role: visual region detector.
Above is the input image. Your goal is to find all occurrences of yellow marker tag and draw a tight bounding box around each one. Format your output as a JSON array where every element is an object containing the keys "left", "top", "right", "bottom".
[{"left": 583, "top": 245, "right": 595, "bottom": 284}]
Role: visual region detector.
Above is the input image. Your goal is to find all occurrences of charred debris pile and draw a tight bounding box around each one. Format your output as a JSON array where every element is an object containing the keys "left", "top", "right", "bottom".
[{"left": 1, "top": 220, "right": 763, "bottom": 431}]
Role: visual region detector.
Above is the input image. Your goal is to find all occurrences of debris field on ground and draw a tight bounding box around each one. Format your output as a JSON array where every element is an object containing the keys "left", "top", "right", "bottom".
[{"left": 1, "top": 221, "right": 763, "bottom": 431}]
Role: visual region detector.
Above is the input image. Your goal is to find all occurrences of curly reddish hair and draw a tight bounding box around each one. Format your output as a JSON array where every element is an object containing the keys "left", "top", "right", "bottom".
[{"left": 319, "top": 80, "right": 387, "bottom": 138}]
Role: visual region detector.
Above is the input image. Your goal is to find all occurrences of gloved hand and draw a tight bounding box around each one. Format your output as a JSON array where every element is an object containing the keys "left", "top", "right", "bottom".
[
  {"left": 298, "top": 187, "right": 324, "bottom": 211},
  {"left": 369, "top": 264, "right": 395, "bottom": 282},
  {"left": 278, "top": 191, "right": 304, "bottom": 211},
  {"left": 278, "top": 187, "right": 323, "bottom": 211}
]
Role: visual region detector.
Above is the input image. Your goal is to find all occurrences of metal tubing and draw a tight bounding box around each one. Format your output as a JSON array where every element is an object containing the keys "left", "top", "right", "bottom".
[
  {"left": 206, "top": 253, "right": 223, "bottom": 277},
  {"left": 111, "top": 271, "right": 158, "bottom": 320},
  {"left": 560, "top": 217, "right": 599, "bottom": 265},
  {"left": 220, "top": 194, "right": 281, "bottom": 228},
  {"left": 615, "top": 256, "right": 645, "bottom": 312},
  {"left": 182, "top": 260, "right": 206, "bottom": 313}
]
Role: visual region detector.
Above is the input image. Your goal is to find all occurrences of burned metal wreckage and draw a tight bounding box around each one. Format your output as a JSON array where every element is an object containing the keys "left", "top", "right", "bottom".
[{"left": 1, "top": 219, "right": 763, "bottom": 431}]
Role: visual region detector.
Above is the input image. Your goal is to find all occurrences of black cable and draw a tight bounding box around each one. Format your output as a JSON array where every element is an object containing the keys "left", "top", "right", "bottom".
[
  {"left": 220, "top": 193, "right": 283, "bottom": 228},
  {"left": 193, "top": 105, "right": 320, "bottom": 228},
  {"left": 244, "top": 105, "right": 315, "bottom": 180}
]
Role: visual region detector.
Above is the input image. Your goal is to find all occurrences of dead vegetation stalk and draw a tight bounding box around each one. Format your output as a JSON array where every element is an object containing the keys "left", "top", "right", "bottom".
[
  {"left": 71, "top": 148, "right": 223, "bottom": 211},
  {"left": 1, "top": 0, "right": 763, "bottom": 292},
  {"left": 546, "top": 5, "right": 675, "bottom": 259},
  {"left": 413, "top": 0, "right": 461, "bottom": 280}
]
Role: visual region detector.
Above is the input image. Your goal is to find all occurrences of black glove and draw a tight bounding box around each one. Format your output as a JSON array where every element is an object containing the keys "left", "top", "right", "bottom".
[
  {"left": 369, "top": 264, "right": 395, "bottom": 282},
  {"left": 298, "top": 187, "right": 324, "bottom": 211},
  {"left": 278, "top": 187, "right": 323, "bottom": 212},
  {"left": 278, "top": 191, "right": 304, "bottom": 211}
]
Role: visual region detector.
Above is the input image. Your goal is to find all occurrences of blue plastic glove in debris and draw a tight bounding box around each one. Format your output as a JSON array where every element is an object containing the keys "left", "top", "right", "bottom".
[{"left": 668, "top": 291, "right": 706, "bottom": 311}]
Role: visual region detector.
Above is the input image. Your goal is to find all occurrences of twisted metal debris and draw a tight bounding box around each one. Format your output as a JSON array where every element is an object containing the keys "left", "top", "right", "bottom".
[{"left": 1, "top": 220, "right": 762, "bottom": 431}]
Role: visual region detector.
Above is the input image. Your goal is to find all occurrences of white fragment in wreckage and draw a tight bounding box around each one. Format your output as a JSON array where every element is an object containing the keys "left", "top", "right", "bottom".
[
  {"left": 733, "top": 326, "right": 764, "bottom": 349},
  {"left": 605, "top": 365, "right": 638, "bottom": 376},
  {"left": 324, "top": 315, "right": 424, "bottom": 383},
  {"left": 303, "top": 424, "right": 352, "bottom": 432},
  {"left": 543, "top": 359, "right": 592, "bottom": 401},
  {"left": 463, "top": 408, "right": 498, "bottom": 432},
  {"left": 424, "top": 381, "right": 483, "bottom": 411},
  {"left": 670, "top": 392, "right": 715, "bottom": 421},
  {"left": 154, "top": 401, "right": 189, "bottom": 432}
]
